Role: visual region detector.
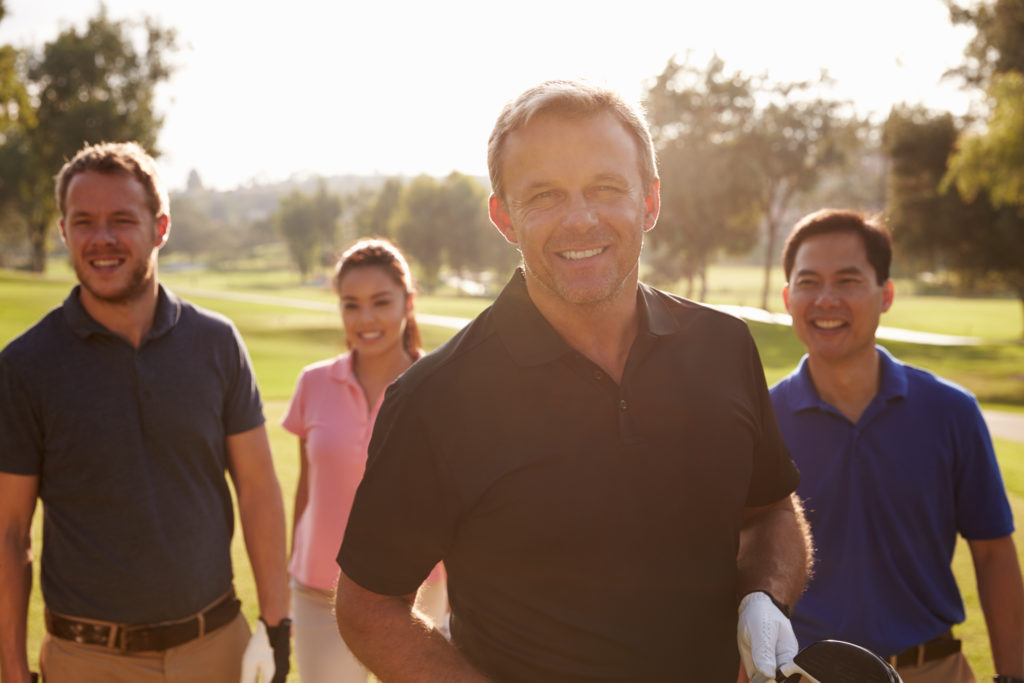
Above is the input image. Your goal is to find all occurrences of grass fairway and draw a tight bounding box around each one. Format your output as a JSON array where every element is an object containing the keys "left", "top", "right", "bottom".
[{"left": 3, "top": 264, "right": 1023, "bottom": 680}]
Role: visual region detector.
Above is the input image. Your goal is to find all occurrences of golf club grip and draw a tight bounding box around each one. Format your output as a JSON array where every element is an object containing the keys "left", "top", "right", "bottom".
[{"left": 776, "top": 671, "right": 802, "bottom": 682}]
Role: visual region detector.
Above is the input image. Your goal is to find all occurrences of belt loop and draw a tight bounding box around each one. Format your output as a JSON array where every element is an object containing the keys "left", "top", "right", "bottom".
[
  {"left": 198, "top": 611, "right": 206, "bottom": 638},
  {"left": 889, "top": 654, "right": 897, "bottom": 668},
  {"left": 916, "top": 643, "right": 925, "bottom": 667},
  {"left": 107, "top": 623, "right": 119, "bottom": 649}
]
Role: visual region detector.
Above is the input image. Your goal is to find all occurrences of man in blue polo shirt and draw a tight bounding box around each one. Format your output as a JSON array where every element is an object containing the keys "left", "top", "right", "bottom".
[{"left": 770, "top": 208, "right": 1024, "bottom": 683}]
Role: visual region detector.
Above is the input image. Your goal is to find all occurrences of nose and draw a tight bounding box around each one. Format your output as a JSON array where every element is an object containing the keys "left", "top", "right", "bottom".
[
  {"left": 93, "top": 221, "right": 117, "bottom": 244},
  {"left": 814, "top": 285, "right": 841, "bottom": 306},
  {"left": 561, "top": 193, "right": 598, "bottom": 232}
]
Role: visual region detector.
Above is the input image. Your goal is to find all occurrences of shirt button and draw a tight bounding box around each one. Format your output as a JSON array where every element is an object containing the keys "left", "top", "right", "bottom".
[
  {"left": 593, "top": 370, "right": 603, "bottom": 381},
  {"left": 619, "top": 399, "right": 628, "bottom": 411}
]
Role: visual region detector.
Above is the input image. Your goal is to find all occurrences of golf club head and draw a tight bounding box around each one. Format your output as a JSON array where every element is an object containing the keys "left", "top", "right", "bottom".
[{"left": 775, "top": 639, "right": 902, "bottom": 683}]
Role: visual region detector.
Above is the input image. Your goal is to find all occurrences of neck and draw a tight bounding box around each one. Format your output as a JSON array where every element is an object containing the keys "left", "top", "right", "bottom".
[
  {"left": 524, "top": 272, "right": 640, "bottom": 384},
  {"left": 806, "top": 345, "right": 881, "bottom": 423},
  {"left": 78, "top": 279, "right": 161, "bottom": 349},
  {"left": 352, "top": 345, "right": 414, "bottom": 386}
]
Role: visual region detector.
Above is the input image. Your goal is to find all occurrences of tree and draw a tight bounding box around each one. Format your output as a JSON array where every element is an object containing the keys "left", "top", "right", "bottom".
[
  {"left": 311, "top": 179, "right": 342, "bottom": 261},
  {"left": 644, "top": 56, "right": 762, "bottom": 298},
  {"left": 884, "top": 105, "right": 1024, "bottom": 336},
  {"left": 274, "top": 190, "right": 319, "bottom": 281},
  {"left": 392, "top": 175, "right": 445, "bottom": 290},
  {"left": 945, "top": 71, "right": 1024, "bottom": 207},
  {"left": 0, "top": 7, "right": 177, "bottom": 271},
  {"left": 946, "top": 0, "right": 1024, "bottom": 86}
]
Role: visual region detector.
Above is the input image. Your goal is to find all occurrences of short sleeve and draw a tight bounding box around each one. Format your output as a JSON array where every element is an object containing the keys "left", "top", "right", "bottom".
[
  {"left": 744, "top": 335, "right": 801, "bottom": 507},
  {"left": 0, "top": 356, "right": 43, "bottom": 475},
  {"left": 221, "top": 323, "right": 265, "bottom": 436},
  {"left": 338, "top": 381, "right": 455, "bottom": 595},
  {"left": 281, "top": 369, "right": 309, "bottom": 439},
  {"left": 953, "top": 396, "right": 1014, "bottom": 540}
]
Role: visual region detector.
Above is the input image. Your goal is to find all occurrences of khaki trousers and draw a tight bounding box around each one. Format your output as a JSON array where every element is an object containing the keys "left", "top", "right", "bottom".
[
  {"left": 40, "top": 611, "right": 250, "bottom": 683},
  {"left": 897, "top": 651, "right": 976, "bottom": 683}
]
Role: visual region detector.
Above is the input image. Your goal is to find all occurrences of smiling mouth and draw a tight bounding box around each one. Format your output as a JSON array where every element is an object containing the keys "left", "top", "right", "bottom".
[
  {"left": 90, "top": 257, "right": 124, "bottom": 268},
  {"left": 560, "top": 247, "right": 605, "bottom": 261},
  {"left": 358, "top": 331, "right": 383, "bottom": 340},
  {"left": 812, "top": 319, "right": 846, "bottom": 329}
]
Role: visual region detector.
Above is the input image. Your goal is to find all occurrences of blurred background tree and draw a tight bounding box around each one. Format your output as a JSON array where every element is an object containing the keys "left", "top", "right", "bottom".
[{"left": 0, "top": 5, "right": 178, "bottom": 272}]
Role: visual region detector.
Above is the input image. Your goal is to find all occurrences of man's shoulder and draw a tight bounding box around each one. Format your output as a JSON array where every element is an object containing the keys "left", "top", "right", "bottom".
[
  {"left": 897, "top": 356, "right": 978, "bottom": 409},
  {"left": 641, "top": 283, "right": 753, "bottom": 336},
  {"left": 393, "top": 306, "right": 500, "bottom": 394}
]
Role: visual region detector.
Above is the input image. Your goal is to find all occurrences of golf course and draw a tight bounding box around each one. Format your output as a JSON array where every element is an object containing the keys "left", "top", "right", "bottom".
[{"left": 3, "top": 260, "right": 1023, "bottom": 681}]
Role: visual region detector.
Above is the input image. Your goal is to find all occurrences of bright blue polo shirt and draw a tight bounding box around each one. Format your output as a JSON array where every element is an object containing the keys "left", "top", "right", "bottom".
[{"left": 770, "top": 346, "right": 1013, "bottom": 657}]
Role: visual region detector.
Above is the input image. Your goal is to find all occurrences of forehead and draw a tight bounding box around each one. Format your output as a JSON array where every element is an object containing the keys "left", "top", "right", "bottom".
[
  {"left": 501, "top": 111, "right": 641, "bottom": 189},
  {"left": 65, "top": 170, "right": 149, "bottom": 211},
  {"left": 793, "top": 231, "right": 872, "bottom": 273},
  {"left": 339, "top": 265, "right": 402, "bottom": 294}
]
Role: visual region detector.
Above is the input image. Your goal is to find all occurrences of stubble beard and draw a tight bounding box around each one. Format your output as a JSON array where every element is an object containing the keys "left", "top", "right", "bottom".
[{"left": 75, "top": 254, "right": 157, "bottom": 306}]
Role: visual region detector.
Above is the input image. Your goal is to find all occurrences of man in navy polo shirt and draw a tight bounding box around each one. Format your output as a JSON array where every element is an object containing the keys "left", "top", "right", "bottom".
[
  {"left": 771, "top": 208, "right": 1024, "bottom": 682},
  {"left": 0, "top": 142, "right": 290, "bottom": 683}
]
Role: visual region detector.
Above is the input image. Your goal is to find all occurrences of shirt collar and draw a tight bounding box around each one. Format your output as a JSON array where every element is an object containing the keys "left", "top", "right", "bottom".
[
  {"left": 328, "top": 351, "right": 358, "bottom": 384},
  {"left": 63, "top": 284, "right": 181, "bottom": 343},
  {"left": 493, "top": 268, "right": 677, "bottom": 367},
  {"left": 789, "top": 344, "right": 908, "bottom": 412}
]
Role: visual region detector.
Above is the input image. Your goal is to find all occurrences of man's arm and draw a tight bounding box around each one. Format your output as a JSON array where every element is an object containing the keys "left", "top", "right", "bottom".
[
  {"left": 226, "top": 425, "right": 289, "bottom": 624},
  {"left": 737, "top": 493, "right": 813, "bottom": 607},
  {"left": 969, "top": 535, "right": 1024, "bottom": 678},
  {"left": 0, "top": 472, "right": 38, "bottom": 683},
  {"left": 335, "top": 571, "right": 489, "bottom": 682}
]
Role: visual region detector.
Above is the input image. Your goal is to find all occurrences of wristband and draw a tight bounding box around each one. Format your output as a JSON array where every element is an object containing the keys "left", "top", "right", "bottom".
[
  {"left": 993, "top": 676, "right": 1024, "bottom": 683},
  {"left": 753, "top": 590, "right": 791, "bottom": 619}
]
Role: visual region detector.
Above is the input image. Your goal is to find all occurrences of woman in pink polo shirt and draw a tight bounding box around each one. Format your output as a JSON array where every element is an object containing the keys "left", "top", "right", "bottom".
[{"left": 282, "top": 239, "right": 447, "bottom": 682}]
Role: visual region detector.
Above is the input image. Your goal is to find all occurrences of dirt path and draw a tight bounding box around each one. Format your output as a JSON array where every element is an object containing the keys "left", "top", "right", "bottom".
[{"left": 983, "top": 410, "right": 1024, "bottom": 444}]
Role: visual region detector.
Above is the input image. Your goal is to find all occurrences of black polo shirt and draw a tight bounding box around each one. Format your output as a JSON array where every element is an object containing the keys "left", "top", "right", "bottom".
[{"left": 340, "top": 269, "right": 798, "bottom": 682}]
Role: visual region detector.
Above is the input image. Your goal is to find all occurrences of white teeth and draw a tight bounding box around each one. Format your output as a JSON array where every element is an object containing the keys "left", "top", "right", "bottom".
[
  {"left": 359, "top": 332, "right": 383, "bottom": 340},
  {"left": 561, "top": 247, "right": 603, "bottom": 260},
  {"left": 814, "top": 320, "right": 844, "bottom": 329},
  {"left": 92, "top": 259, "right": 121, "bottom": 267}
]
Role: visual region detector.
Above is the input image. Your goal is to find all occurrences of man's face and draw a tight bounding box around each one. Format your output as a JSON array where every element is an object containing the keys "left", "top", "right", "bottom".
[
  {"left": 489, "top": 111, "right": 659, "bottom": 310},
  {"left": 783, "top": 231, "right": 893, "bottom": 365},
  {"left": 60, "top": 170, "right": 168, "bottom": 309}
]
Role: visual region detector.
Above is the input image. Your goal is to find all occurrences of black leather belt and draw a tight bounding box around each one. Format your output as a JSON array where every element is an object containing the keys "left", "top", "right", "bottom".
[
  {"left": 45, "top": 589, "right": 241, "bottom": 653},
  {"left": 887, "top": 631, "right": 962, "bottom": 668}
]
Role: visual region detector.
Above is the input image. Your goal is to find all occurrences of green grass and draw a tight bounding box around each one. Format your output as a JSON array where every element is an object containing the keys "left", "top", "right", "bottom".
[{"left": 4, "top": 263, "right": 1024, "bottom": 680}]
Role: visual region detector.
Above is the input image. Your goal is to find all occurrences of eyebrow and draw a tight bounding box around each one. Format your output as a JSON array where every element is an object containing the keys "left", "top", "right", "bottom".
[
  {"left": 794, "top": 266, "right": 866, "bottom": 278},
  {"left": 341, "top": 291, "right": 395, "bottom": 301}
]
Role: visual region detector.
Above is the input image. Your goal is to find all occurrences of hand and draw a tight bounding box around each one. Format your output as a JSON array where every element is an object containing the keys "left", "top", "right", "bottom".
[
  {"left": 240, "top": 617, "right": 291, "bottom": 683},
  {"left": 737, "top": 591, "right": 798, "bottom": 683}
]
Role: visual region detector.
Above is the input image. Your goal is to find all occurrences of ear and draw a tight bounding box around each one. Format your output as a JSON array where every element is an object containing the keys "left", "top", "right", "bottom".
[
  {"left": 58, "top": 218, "right": 68, "bottom": 247},
  {"left": 156, "top": 214, "right": 171, "bottom": 248},
  {"left": 881, "top": 279, "right": 894, "bottom": 313},
  {"left": 642, "top": 179, "right": 660, "bottom": 232},
  {"left": 489, "top": 194, "right": 518, "bottom": 245},
  {"left": 782, "top": 284, "right": 791, "bottom": 313}
]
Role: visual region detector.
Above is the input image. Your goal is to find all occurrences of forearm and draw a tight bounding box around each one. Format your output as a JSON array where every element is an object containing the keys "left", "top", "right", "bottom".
[
  {"left": 736, "top": 494, "right": 813, "bottom": 607},
  {"left": 238, "top": 483, "right": 290, "bottom": 625},
  {"left": 971, "top": 536, "right": 1024, "bottom": 677},
  {"left": 336, "top": 573, "right": 489, "bottom": 682},
  {"left": 0, "top": 535, "right": 32, "bottom": 682}
]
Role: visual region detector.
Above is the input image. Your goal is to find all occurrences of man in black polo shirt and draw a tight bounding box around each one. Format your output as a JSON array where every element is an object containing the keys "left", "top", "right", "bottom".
[
  {"left": 336, "top": 80, "right": 813, "bottom": 682},
  {"left": 0, "top": 142, "right": 290, "bottom": 683}
]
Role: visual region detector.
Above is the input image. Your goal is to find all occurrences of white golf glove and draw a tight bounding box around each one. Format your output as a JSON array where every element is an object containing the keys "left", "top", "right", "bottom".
[
  {"left": 737, "top": 591, "right": 799, "bottom": 683},
  {"left": 240, "top": 618, "right": 290, "bottom": 683}
]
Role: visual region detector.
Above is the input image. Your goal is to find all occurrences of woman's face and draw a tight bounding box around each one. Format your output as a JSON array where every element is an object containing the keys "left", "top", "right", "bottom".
[{"left": 339, "top": 265, "right": 411, "bottom": 359}]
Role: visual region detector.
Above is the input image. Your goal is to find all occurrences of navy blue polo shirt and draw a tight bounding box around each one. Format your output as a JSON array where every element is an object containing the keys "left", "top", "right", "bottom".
[
  {"left": 771, "top": 346, "right": 1013, "bottom": 656},
  {"left": 0, "top": 286, "right": 264, "bottom": 623}
]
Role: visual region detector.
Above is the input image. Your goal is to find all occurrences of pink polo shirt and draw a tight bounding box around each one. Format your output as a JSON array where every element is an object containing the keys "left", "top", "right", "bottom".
[{"left": 282, "top": 353, "right": 442, "bottom": 591}]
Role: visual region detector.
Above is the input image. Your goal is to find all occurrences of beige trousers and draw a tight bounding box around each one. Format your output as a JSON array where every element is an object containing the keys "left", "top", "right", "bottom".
[
  {"left": 897, "top": 651, "right": 976, "bottom": 683},
  {"left": 40, "top": 611, "right": 250, "bottom": 683}
]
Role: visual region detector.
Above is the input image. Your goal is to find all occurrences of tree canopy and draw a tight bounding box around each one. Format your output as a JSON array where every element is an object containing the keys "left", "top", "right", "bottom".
[{"left": 0, "top": 7, "right": 177, "bottom": 271}]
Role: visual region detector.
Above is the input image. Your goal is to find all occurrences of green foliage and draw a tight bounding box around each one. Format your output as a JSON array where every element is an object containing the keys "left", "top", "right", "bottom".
[
  {"left": 644, "top": 56, "right": 858, "bottom": 308},
  {"left": 946, "top": 71, "right": 1024, "bottom": 208},
  {"left": 273, "top": 189, "right": 321, "bottom": 282},
  {"left": 947, "top": 0, "right": 1024, "bottom": 86},
  {"left": 0, "top": 7, "right": 177, "bottom": 272}
]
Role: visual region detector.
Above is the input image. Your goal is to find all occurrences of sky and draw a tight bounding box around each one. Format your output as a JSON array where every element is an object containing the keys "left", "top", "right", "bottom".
[{"left": 0, "top": 0, "right": 978, "bottom": 192}]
